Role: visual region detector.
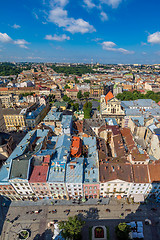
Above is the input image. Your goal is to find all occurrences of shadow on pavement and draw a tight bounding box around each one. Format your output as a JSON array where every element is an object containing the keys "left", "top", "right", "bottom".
[
  {"left": 0, "top": 196, "right": 11, "bottom": 236},
  {"left": 33, "top": 228, "right": 53, "bottom": 240},
  {"left": 80, "top": 200, "right": 160, "bottom": 240},
  {"left": 77, "top": 207, "right": 99, "bottom": 221}
]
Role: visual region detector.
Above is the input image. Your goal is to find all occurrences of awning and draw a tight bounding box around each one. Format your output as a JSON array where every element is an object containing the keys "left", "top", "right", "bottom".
[{"left": 132, "top": 194, "right": 144, "bottom": 203}]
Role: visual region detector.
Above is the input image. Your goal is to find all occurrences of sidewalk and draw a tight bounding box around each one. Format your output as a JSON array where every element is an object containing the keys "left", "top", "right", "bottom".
[{"left": 10, "top": 198, "right": 110, "bottom": 207}]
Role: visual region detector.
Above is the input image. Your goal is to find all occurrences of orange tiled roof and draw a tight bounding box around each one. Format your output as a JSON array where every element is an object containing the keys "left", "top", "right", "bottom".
[
  {"left": 70, "top": 136, "right": 82, "bottom": 158},
  {"left": 105, "top": 91, "right": 114, "bottom": 104}
]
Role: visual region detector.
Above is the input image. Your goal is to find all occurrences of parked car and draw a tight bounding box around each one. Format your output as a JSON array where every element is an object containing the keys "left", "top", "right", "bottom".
[
  {"left": 106, "top": 209, "right": 111, "bottom": 212},
  {"left": 64, "top": 210, "right": 70, "bottom": 215},
  {"left": 34, "top": 209, "right": 42, "bottom": 214},
  {"left": 125, "top": 209, "right": 131, "bottom": 212},
  {"left": 52, "top": 209, "right": 57, "bottom": 213},
  {"left": 77, "top": 210, "right": 86, "bottom": 213}
]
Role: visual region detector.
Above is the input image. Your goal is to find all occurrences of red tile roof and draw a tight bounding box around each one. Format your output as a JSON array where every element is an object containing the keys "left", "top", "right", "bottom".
[
  {"left": 66, "top": 88, "right": 78, "bottom": 92},
  {"left": 29, "top": 165, "right": 48, "bottom": 182}
]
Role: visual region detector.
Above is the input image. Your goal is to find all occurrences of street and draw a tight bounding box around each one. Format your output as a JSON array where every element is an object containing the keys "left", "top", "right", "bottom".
[{"left": 0, "top": 199, "right": 160, "bottom": 240}]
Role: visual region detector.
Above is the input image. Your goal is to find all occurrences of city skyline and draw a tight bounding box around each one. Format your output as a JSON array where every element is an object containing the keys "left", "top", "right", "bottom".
[{"left": 0, "top": 0, "right": 160, "bottom": 63}]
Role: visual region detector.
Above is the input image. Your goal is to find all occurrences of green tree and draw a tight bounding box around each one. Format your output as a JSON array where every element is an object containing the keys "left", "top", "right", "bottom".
[
  {"left": 115, "top": 223, "right": 131, "bottom": 240},
  {"left": 58, "top": 216, "right": 85, "bottom": 240},
  {"left": 83, "top": 101, "right": 92, "bottom": 119},
  {"left": 48, "top": 94, "right": 55, "bottom": 103},
  {"left": 84, "top": 79, "right": 90, "bottom": 83},
  {"left": 74, "top": 77, "right": 79, "bottom": 84},
  {"left": 77, "top": 90, "right": 83, "bottom": 99},
  {"left": 63, "top": 95, "right": 71, "bottom": 102},
  {"left": 83, "top": 92, "right": 90, "bottom": 99},
  {"left": 64, "top": 84, "right": 70, "bottom": 89},
  {"left": 73, "top": 103, "right": 79, "bottom": 111}
]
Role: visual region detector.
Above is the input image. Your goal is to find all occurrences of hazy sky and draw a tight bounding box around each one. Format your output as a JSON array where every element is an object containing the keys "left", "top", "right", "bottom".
[{"left": 0, "top": 0, "right": 160, "bottom": 63}]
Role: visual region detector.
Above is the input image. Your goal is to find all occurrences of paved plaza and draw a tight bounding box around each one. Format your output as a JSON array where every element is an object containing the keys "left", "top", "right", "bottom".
[{"left": 0, "top": 198, "right": 160, "bottom": 240}]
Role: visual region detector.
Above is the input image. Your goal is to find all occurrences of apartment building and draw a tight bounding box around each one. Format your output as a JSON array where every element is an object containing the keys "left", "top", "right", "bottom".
[
  {"left": 47, "top": 135, "right": 71, "bottom": 200},
  {"left": 66, "top": 158, "right": 84, "bottom": 199},
  {"left": 2, "top": 108, "right": 26, "bottom": 131},
  {"left": 29, "top": 155, "right": 52, "bottom": 200},
  {"left": 83, "top": 137, "right": 99, "bottom": 199}
]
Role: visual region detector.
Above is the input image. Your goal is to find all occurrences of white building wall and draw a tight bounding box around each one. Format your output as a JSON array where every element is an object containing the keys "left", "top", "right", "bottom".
[
  {"left": 100, "top": 180, "right": 132, "bottom": 198},
  {"left": 10, "top": 180, "right": 34, "bottom": 196},
  {"left": 129, "top": 183, "right": 150, "bottom": 197},
  {"left": 66, "top": 183, "right": 83, "bottom": 199},
  {"left": 48, "top": 182, "right": 67, "bottom": 199}
]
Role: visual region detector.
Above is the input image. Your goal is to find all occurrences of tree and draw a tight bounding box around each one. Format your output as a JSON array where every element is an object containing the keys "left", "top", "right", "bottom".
[
  {"left": 83, "top": 92, "right": 90, "bottom": 99},
  {"left": 73, "top": 103, "right": 79, "bottom": 112},
  {"left": 74, "top": 77, "right": 79, "bottom": 84},
  {"left": 48, "top": 94, "right": 55, "bottom": 103},
  {"left": 83, "top": 101, "right": 92, "bottom": 119},
  {"left": 77, "top": 90, "right": 83, "bottom": 100},
  {"left": 58, "top": 216, "right": 85, "bottom": 240},
  {"left": 64, "top": 84, "right": 70, "bottom": 89},
  {"left": 63, "top": 95, "right": 71, "bottom": 102},
  {"left": 115, "top": 223, "right": 131, "bottom": 240}
]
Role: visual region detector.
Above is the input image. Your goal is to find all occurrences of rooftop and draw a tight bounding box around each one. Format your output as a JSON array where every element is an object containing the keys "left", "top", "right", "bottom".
[
  {"left": 148, "top": 161, "right": 160, "bottom": 182},
  {"left": 99, "top": 160, "right": 133, "bottom": 183},
  {"left": 29, "top": 165, "right": 49, "bottom": 182},
  {"left": 66, "top": 158, "right": 84, "bottom": 183},
  {"left": 105, "top": 91, "right": 114, "bottom": 104},
  {"left": 132, "top": 165, "right": 149, "bottom": 183},
  {"left": 9, "top": 158, "right": 31, "bottom": 180},
  {"left": 83, "top": 137, "right": 99, "bottom": 184},
  {"left": 43, "top": 110, "right": 62, "bottom": 122}
]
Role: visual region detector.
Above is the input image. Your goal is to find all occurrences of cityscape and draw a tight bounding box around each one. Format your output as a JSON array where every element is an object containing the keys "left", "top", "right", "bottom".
[{"left": 1, "top": 0, "right": 160, "bottom": 239}]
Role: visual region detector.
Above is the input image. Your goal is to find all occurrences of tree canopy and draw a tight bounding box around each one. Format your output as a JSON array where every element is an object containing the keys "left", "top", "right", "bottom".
[
  {"left": 63, "top": 94, "right": 72, "bottom": 102},
  {"left": 0, "top": 63, "right": 22, "bottom": 76},
  {"left": 115, "top": 223, "right": 131, "bottom": 240},
  {"left": 64, "top": 84, "right": 70, "bottom": 89},
  {"left": 116, "top": 90, "right": 160, "bottom": 103},
  {"left": 83, "top": 101, "right": 92, "bottom": 119},
  {"left": 58, "top": 216, "right": 85, "bottom": 240},
  {"left": 50, "top": 65, "right": 94, "bottom": 76},
  {"left": 83, "top": 92, "right": 90, "bottom": 99},
  {"left": 77, "top": 90, "right": 83, "bottom": 99}
]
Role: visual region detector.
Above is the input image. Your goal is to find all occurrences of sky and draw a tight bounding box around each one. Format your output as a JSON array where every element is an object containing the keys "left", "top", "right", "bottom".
[{"left": 0, "top": 0, "right": 160, "bottom": 64}]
